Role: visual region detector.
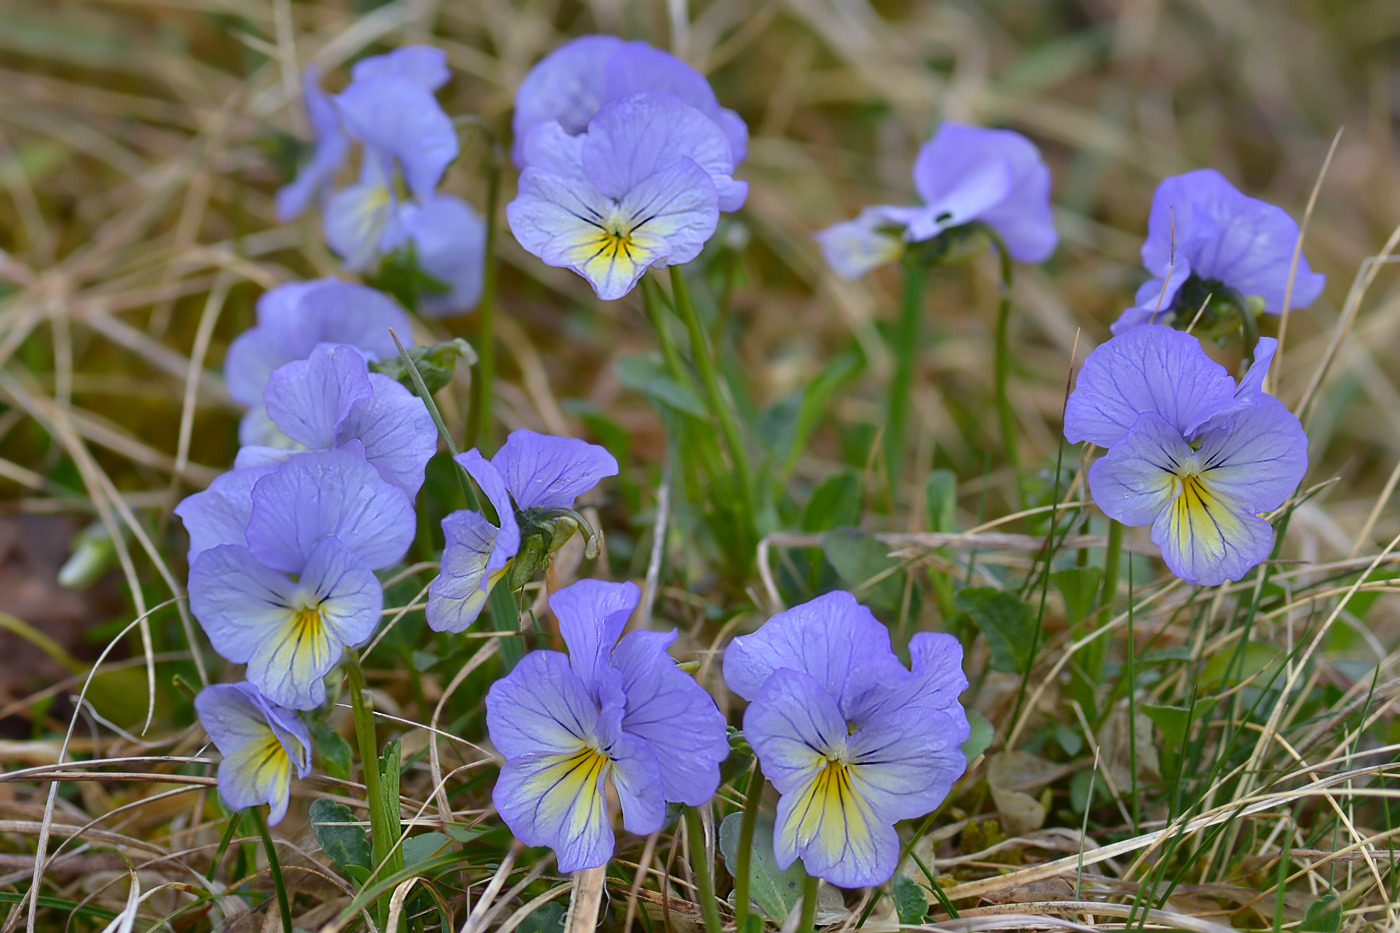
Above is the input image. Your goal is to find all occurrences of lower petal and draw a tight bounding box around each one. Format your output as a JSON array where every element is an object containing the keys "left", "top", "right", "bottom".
[
  {"left": 219, "top": 734, "right": 296, "bottom": 824},
  {"left": 245, "top": 596, "right": 346, "bottom": 711},
  {"left": 541, "top": 227, "right": 668, "bottom": 301},
  {"left": 324, "top": 183, "right": 393, "bottom": 271},
  {"left": 493, "top": 748, "right": 615, "bottom": 872},
  {"left": 774, "top": 763, "right": 899, "bottom": 888},
  {"left": 1152, "top": 476, "right": 1275, "bottom": 586}
]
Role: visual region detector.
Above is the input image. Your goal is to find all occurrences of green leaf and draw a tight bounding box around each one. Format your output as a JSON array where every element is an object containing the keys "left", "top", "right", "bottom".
[
  {"left": 955, "top": 588, "right": 1037, "bottom": 674},
  {"left": 367, "top": 241, "right": 451, "bottom": 314},
  {"left": 718, "top": 811, "right": 805, "bottom": 922},
  {"left": 516, "top": 900, "right": 566, "bottom": 933},
  {"left": 823, "top": 528, "right": 906, "bottom": 616},
  {"left": 309, "top": 798, "right": 371, "bottom": 877},
  {"left": 925, "top": 469, "right": 957, "bottom": 533},
  {"left": 802, "top": 471, "right": 861, "bottom": 533},
  {"left": 891, "top": 874, "right": 928, "bottom": 925},
  {"left": 370, "top": 338, "right": 477, "bottom": 395},
  {"left": 310, "top": 721, "right": 351, "bottom": 782},
  {"left": 402, "top": 831, "right": 451, "bottom": 871},
  {"left": 1141, "top": 704, "right": 1191, "bottom": 755},
  {"left": 1054, "top": 722, "right": 1082, "bottom": 757},
  {"left": 960, "top": 709, "right": 994, "bottom": 761},
  {"left": 1300, "top": 893, "right": 1341, "bottom": 932},
  {"left": 445, "top": 824, "right": 486, "bottom": 844},
  {"left": 1051, "top": 567, "right": 1102, "bottom": 624},
  {"left": 781, "top": 347, "right": 864, "bottom": 476},
  {"left": 615, "top": 353, "right": 706, "bottom": 417}
]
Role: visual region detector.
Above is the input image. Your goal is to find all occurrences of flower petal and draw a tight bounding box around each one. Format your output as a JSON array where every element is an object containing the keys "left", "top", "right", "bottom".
[
  {"left": 426, "top": 510, "right": 502, "bottom": 634},
  {"left": 1064, "top": 324, "right": 1239, "bottom": 448},
  {"left": 263, "top": 344, "right": 374, "bottom": 450},
  {"left": 722, "top": 590, "right": 901, "bottom": 711},
  {"left": 492, "top": 748, "right": 615, "bottom": 872},
  {"left": 188, "top": 544, "right": 298, "bottom": 663},
  {"left": 335, "top": 75, "right": 458, "bottom": 200},
  {"left": 454, "top": 450, "right": 521, "bottom": 579},
  {"left": 486, "top": 649, "right": 600, "bottom": 758},
  {"left": 175, "top": 464, "right": 278, "bottom": 565},
  {"left": 493, "top": 429, "right": 620, "bottom": 511},
  {"left": 1192, "top": 395, "right": 1308, "bottom": 514},
  {"left": 276, "top": 65, "right": 351, "bottom": 223},
  {"left": 612, "top": 629, "right": 729, "bottom": 806},
  {"left": 594, "top": 672, "right": 666, "bottom": 835},
  {"left": 813, "top": 208, "right": 907, "bottom": 280},
  {"left": 351, "top": 46, "right": 450, "bottom": 91},
  {"left": 741, "top": 668, "right": 842, "bottom": 793},
  {"left": 196, "top": 682, "right": 308, "bottom": 824},
  {"left": 398, "top": 193, "right": 487, "bottom": 317},
  {"left": 1151, "top": 471, "right": 1276, "bottom": 587},
  {"left": 550, "top": 578, "right": 638, "bottom": 691},
  {"left": 1086, "top": 412, "right": 1196, "bottom": 527},
  {"left": 245, "top": 446, "right": 416, "bottom": 573},
  {"left": 510, "top": 35, "right": 622, "bottom": 166},
  {"left": 336, "top": 373, "right": 438, "bottom": 496},
  {"left": 324, "top": 182, "right": 395, "bottom": 272}
]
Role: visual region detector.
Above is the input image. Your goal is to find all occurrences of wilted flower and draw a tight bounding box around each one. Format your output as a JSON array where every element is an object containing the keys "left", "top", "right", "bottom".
[
  {"left": 486, "top": 580, "right": 728, "bottom": 871},
  {"left": 723, "top": 591, "right": 969, "bottom": 888},
  {"left": 224, "top": 279, "right": 412, "bottom": 446},
  {"left": 507, "top": 93, "right": 737, "bottom": 299},
  {"left": 1064, "top": 326, "right": 1308, "bottom": 585},
  {"left": 815, "top": 122, "right": 1057, "bottom": 279},
  {"left": 182, "top": 448, "right": 414, "bottom": 709},
  {"left": 1111, "top": 169, "right": 1326, "bottom": 334},
  {"left": 234, "top": 343, "right": 437, "bottom": 496},
  {"left": 427, "top": 430, "right": 618, "bottom": 632},
  {"left": 195, "top": 681, "right": 311, "bottom": 824},
  {"left": 512, "top": 35, "right": 747, "bottom": 169}
]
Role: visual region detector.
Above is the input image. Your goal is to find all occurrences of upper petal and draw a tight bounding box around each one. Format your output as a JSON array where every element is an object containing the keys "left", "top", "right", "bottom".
[
  {"left": 493, "top": 429, "right": 620, "bottom": 511},
  {"left": 426, "top": 509, "right": 502, "bottom": 633},
  {"left": 245, "top": 446, "right": 416, "bottom": 573},
  {"left": 351, "top": 46, "right": 451, "bottom": 91},
  {"left": 276, "top": 65, "right": 351, "bottom": 223},
  {"left": 722, "top": 590, "right": 900, "bottom": 709},
  {"left": 550, "top": 578, "right": 639, "bottom": 691},
  {"left": 454, "top": 450, "right": 521, "bottom": 579},
  {"left": 510, "top": 35, "right": 622, "bottom": 166},
  {"left": 263, "top": 344, "right": 374, "bottom": 449},
  {"left": 337, "top": 373, "right": 438, "bottom": 497},
  {"left": 335, "top": 75, "right": 458, "bottom": 199},
  {"left": 1063, "top": 325, "right": 1239, "bottom": 448}
]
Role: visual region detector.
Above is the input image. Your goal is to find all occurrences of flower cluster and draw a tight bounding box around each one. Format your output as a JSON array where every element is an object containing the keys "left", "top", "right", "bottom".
[
  {"left": 723, "top": 591, "right": 970, "bottom": 888},
  {"left": 1110, "top": 169, "right": 1325, "bottom": 334},
  {"left": 486, "top": 580, "right": 729, "bottom": 870},
  {"left": 815, "top": 122, "right": 1058, "bottom": 279},
  {"left": 1065, "top": 326, "right": 1308, "bottom": 585},
  {"left": 507, "top": 37, "right": 747, "bottom": 299},
  {"left": 279, "top": 46, "right": 485, "bottom": 316}
]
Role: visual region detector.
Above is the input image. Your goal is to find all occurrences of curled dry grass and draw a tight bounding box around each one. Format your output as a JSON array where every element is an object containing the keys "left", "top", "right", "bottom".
[{"left": 1, "top": 0, "right": 1399, "bottom": 931}]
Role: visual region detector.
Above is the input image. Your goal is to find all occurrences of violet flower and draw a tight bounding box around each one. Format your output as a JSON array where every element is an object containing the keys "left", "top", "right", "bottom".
[{"left": 195, "top": 681, "right": 311, "bottom": 825}]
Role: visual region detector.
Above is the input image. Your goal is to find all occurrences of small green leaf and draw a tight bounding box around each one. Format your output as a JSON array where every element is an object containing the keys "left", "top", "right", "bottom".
[
  {"left": 961, "top": 709, "right": 994, "bottom": 762},
  {"left": 445, "top": 824, "right": 485, "bottom": 844},
  {"left": 1051, "top": 567, "right": 1102, "bottom": 624},
  {"left": 891, "top": 874, "right": 928, "bottom": 925},
  {"left": 309, "top": 798, "right": 371, "bottom": 877},
  {"left": 402, "top": 831, "right": 451, "bottom": 871},
  {"left": 823, "top": 528, "right": 907, "bottom": 616},
  {"left": 955, "top": 588, "right": 1037, "bottom": 674},
  {"left": 516, "top": 900, "right": 567, "bottom": 933},
  {"left": 370, "top": 338, "right": 477, "bottom": 395},
  {"left": 925, "top": 469, "right": 957, "bottom": 534},
  {"left": 1054, "top": 722, "right": 1082, "bottom": 757},
  {"left": 718, "top": 811, "right": 805, "bottom": 922},
  {"left": 310, "top": 722, "right": 351, "bottom": 782},
  {"left": 1300, "top": 893, "right": 1341, "bottom": 932},
  {"left": 1142, "top": 704, "right": 1191, "bottom": 755},
  {"left": 802, "top": 471, "right": 862, "bottom": 533},
  {"left": 615, "top": 353, "right": 707, "bottom": 417}
]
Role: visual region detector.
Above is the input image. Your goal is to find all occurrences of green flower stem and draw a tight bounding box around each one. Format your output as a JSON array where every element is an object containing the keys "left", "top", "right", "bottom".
[
  {"left": 731, "top": 762, "right": 766, "bottom": 933},
  {"left": 343, "top": 651, "right": 400, "bottom": 926},
  {"left": 798, "top": 872, "right": 820, "bottom": 933},
  {"left": 389, "top": 328, "right": 480, "bottom": 512},
  {"left": 251, "top": 806, "right": 293, "bottom": 933},
  {"left": 886, "top": 262, "right": 927, "bottom": 498},
  {"left": 668, "top": 265, "right": 756, "bottom": 537},
  {"left": 642, "top": 277, "right": 692, "bottom": 390},
  {"left": 453, "top": 116, "right": 504, "bottom": 453},
  {"left": 683, "top": 805, "right": 724, "bottom": 933},
  {"left": 984, "top": 230, "right": 1023, "bottom": 509},
  {"left": 1101, "top": 519, "right": 1123, "bottom": 609}
]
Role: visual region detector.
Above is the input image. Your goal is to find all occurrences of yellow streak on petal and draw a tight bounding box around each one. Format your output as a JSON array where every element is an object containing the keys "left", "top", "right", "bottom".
[
  {"left": 524, "top": 746, "right": 613, "bottom": 839},
  {"left": 1168, "top": 472, "right": 1247, "bottom": 563},
  {"left": 780, "top": 757, "right": 877, "bottom": 864}
]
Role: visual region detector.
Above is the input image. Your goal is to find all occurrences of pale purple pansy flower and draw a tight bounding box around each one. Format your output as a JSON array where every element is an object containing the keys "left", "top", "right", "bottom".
[
  {"left": 196, "top": 681, "right": 312, "bottom": 825},
  {"left": 1111, "top": 169, "right": 1326, "bottom": 334},
  {"left": 1065, "top": 326, "right": 1308, "bottom": 585},
  {"left": 395, "top": 192, "right": 488, "bottom": 317},
  {"left": 723, "top": 591, "right": 970, "bottom": 888},
  {"left": 486, "top": 580, "right": 728, "bottom": 871},
  {"left": 507, "top": 93, "right": 730, "bottom": 300},
  {"left": 427, "top": 430, "right": 619, "bottom": 633},
  {"left": 512, "top": 35, "right": 747, "bottom": 169},
  {"left": 183, "top": 448, "right": 413, "bottom": 709},
  {"left": 224, "top": 279, "right": 411, "bottom": 446},
  {"left": 233, "top": 344, "right": 437, "bottom": 497},
  {"left": 815, "top": 122, "right": 1057, "bottom": 279}
]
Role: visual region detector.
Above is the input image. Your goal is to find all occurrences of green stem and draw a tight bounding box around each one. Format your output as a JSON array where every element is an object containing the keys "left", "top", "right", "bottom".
[
  {"left": 1101, "top": 519, "right": 1123, "bottom": 609},
  {"left": 668, "top": 266, "right": 756, "bottom": 538},
  {"left": 985, "top": 231, "right": 1023, "bottom": 509},
  {"left": 683, "top": 806, "right": 723, "bottom": 933},
  {"left": 389, "top": 328, "right": 480, "bottom": 513},
  {"left": 1239, "top": 303, "right": 1259, "bottom": 376},
  {"left": 642, "top": 277, "right": 692, "bottom": 390},
  {"left": 455, "top": 117, "right": 504, "bottom": 453},
  {"left": 251, "top": 807, "right": 294, "bottom": 933},
  {"left": 344, "top": 652, "right": 396, "bottom": 926},
  {"left": 731, "top": 763, "right": 766, "bottom": 933},
  {"left": 886, "top": 263, "right": 926, "bottom": 500},
  {"left": 798, "top": 872, "right": 820, "bottom": 933}
]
